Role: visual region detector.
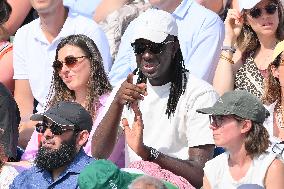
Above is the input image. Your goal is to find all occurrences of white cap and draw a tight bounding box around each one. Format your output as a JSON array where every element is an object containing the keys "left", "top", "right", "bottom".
[
  {"left": 131, "top": 9, "right": 178, "bottom": 43},
  {"left": 238, "top": 0, "right": 261, "bottom": 10}
]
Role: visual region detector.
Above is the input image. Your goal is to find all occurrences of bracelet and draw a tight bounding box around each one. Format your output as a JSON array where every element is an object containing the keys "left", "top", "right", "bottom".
[
  {"left": 220, "top": 53, "right": 234, "bottom": 64},
  {"left": 145, "top": 146, "right": 160, "bottom": 161},
  {"left": 221, "top": 46, "right": 236, "bottom": 54}
]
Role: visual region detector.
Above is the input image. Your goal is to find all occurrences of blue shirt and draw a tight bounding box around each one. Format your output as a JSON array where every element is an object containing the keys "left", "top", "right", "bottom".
[
  {"left": 10, "top": 150, "right": 94, "bottom": 189},
  {"left": 63, "top": 0, "right": 102, "bottom": 18},
  {"left": 108, "top": 0, "right": 224, "bottom": 86}
]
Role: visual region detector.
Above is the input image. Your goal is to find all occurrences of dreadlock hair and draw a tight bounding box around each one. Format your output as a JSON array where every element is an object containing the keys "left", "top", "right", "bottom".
[
  {"left": 46, "top": 34, "right": 112, "bottom": 117},
  {"left": 134, "top": 36, "right": 188, "bottom": 118}
]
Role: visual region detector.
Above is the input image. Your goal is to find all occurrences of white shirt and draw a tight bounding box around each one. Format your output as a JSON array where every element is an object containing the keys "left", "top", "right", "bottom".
[
  {"left": 13, "top": 8, "right": 112, "bottom": 113},
  {"left": 204, "top": 152, "right": 277, "bottom": 189},
  {"left": 108, "top": 73, "right": 218, "bottom": 166}
]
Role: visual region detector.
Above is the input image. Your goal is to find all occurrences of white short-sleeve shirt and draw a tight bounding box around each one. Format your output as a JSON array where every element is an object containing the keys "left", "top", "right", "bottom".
[{"left": 115, "top": 73, "right": 218, "bottom": 166}]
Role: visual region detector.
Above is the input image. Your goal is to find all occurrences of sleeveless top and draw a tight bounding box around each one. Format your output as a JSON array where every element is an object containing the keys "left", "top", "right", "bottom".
[
  {"left": 204, "top": 152, "right": 278, "bottom": 189},
  {"left": 234, "top": 54, "right": 266, "bottom": 99}
]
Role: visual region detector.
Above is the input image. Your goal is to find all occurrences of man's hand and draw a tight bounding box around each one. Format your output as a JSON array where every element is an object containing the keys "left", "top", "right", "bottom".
[
  {"left": 121, "top": 105, "right": 149, "bottom": 160},
  {"left": 114, "top": 73, "right": 147, "bottom": 106}
]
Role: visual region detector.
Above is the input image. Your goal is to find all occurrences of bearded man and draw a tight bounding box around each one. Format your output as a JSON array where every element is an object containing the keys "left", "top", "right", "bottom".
[{"left": 10, "top": 101, "right": 94, "bottom": 189}]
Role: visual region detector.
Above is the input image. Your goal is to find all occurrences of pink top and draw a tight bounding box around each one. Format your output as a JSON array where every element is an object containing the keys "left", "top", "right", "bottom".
[{"left": 21, "top": 94, "right": 125, "bottom": 167}]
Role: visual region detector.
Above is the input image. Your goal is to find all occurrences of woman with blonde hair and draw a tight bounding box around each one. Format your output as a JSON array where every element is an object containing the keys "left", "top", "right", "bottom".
[{"left": 213, "top": 0, "right": 284, "bottom": 98}]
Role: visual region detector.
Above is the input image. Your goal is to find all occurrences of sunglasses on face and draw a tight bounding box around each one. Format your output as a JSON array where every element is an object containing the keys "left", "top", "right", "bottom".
[
  {"left": 35, "top": 121, "right": 76, "bottom": 135},
  {"left": 131, "top": 41, "right": 174, "bottom": 55},
  {"left": 248, "top": 3, "right": 278, "bottom": 19},
  {"left": 52, "top": 55, "right": 88, "bottom": 72},
  {"left": 209, "top": 115, "right": 243, "bottom": 128}
]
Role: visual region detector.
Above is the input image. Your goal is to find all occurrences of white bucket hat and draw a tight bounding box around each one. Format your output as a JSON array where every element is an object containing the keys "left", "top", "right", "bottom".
[{"left": 131, "top": 9, "right": 178, "bottom": 43}]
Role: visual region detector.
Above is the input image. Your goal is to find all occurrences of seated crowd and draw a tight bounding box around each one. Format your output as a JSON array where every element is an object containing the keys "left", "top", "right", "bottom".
[{"left": 1, "top": 0, "right": 284, "bottom": 189}]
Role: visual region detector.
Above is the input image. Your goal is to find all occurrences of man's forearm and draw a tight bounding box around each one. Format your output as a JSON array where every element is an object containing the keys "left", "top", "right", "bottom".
[
  {"left": 92, "top": 101, "right": 124, "bottom": 158},
  {"left": 142, "top": 144, "right": 215, "bottom": 188}
]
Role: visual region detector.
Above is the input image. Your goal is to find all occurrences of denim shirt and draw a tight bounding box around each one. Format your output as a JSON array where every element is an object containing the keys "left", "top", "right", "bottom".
[{"left": 10, "top": 150, "right": 94, "bottom": 189}]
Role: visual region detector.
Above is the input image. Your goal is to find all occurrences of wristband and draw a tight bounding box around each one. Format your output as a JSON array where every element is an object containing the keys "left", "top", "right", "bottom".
[
  {"left": 146, "top": 146, "right": 160, "bottom": 161},
  {"left": 221, "top": 46, "right": 236, "bottom": 54}
]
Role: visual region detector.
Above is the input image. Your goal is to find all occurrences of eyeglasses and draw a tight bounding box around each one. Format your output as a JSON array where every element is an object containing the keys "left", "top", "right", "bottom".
[
  {"left": 209, "top": 115, "right": 243, "bottom": 128},
  {"left": 53, "top": 55, "right": 88, "bottom": 71},
  {"left": 131, "top": 41, "right": 174, "bottom": 55},
  {"left": 248, "top": 3, "right": 278, "bottom": 19},
  {"left": 35, "top": 121, "right": 76, "bottom": 135}
]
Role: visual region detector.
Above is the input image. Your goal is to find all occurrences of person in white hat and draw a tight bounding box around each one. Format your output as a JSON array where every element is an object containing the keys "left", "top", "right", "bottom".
[
  {"left": 213, "top": 0, "right": 284, "bottom": 99},
  {"left": 108, "top": 0, "right": 224, "bottom": 87},
  {"left": 92, "top": 9, "right": 219, "bottom": 189},
  {"left": 263, "top": 40, "right": 284, "bottom": 158}
]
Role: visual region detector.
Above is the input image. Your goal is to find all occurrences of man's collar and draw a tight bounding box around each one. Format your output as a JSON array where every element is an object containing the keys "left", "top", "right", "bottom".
[{"left": 172, "top": 0, "right": 193, "bottom": 19}]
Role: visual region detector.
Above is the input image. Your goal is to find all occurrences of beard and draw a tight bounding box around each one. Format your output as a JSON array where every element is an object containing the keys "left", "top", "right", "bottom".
[{"left": 34, "top": 134, "right": 77, "bottom": 171}]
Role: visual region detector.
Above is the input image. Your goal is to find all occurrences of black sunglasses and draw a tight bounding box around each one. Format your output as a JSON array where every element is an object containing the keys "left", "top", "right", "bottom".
[
  {"left": 248, "top": 3, "right": 278, "bottom": 19},
  {"left": 53, "top": 55, "right": 88, "bottom": 72},
  {"left": 131, "top": 41, "right": 174, "bottom": 55},
  {"left": 35, "top": 121, "right": 76, "bottom": 135}
]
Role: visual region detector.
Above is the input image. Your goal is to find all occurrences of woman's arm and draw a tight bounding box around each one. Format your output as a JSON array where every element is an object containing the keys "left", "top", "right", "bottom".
[
  {"left": 213, "top": 8, "right": 243, "bottom": 95},
  {"left": 4, "top": 0, "right": 32, "bottom": 36},
  {"left": 265, "top": 158, "right": 284, "bottom": 189}
]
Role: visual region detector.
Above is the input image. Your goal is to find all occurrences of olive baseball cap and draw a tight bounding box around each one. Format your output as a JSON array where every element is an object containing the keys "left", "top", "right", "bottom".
[
  {"left": 30, "top": 101, "right": 93, "bottom": 132},
  {"left": 197, "top": 90, "right": 270, "bottom": 124}
]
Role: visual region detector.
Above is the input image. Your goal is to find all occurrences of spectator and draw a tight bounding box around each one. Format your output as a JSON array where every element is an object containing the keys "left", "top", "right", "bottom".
[
  {"left": 95, "top": 0, "right": 149, "bottom": 61},
  {"left": 10, "top": 101, "right": 94, "bottom": 188},
  {"left": 108, "top": 0, "right": 224, "bottom": 87},
  {"left": 21, "top": 34, "right": 124, "bottom": 167},
  {"left": 197, "top": 90, "right": 284, "bottom": 188},
  {"left": 0, "top": 83, "right": 21, "bottom": 189},
  {"left": 63, "top": 0, "right": 101, "bottom": 18},
  {"left": 92, "top": 9, "right": 218, "bottom": 188},
  {"left": 4, "top": 0, "right": 32, "bottom": 37},
  {"left": 213, "top": 0, "right": 284, "bottom": 98},
  {"left": 13, "top": 0, "right": 112, "bottom": 149},
  {"left": 128, "top": 175, "right": 167, "bottom": 189},
  {"left": 78, "top": 159, "right": 177, "bottom": 189},
  {"left": 0, "top": 0, "right": 13, "bottom": 92},
  {"left": 263, "top": 40, "right": 284, "bottom": 154}
]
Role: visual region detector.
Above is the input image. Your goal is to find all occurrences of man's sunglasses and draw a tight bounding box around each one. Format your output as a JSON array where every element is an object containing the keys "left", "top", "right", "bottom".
[
  {"left": 248, "top": 3, "right": 278, "bottom": 19},
  {"left": 53, "top": 55, "right": 88, "bottom": 72},
  {"left": 35, "top": 121, "right": 76, "bottom": 135},
  {"left": 131, "top": 41, "right": 174, "bottom": 55}
]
